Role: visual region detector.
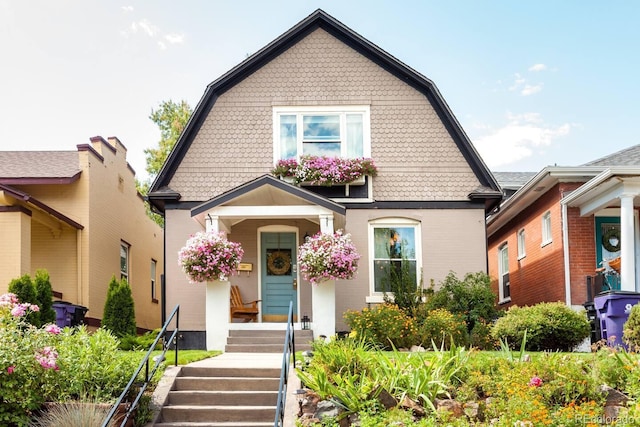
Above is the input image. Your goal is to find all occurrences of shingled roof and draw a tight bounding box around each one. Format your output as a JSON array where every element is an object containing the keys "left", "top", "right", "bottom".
[
  {"left": 583, "top": 144, "right": 640, "bottom": 167},
  {"left": 0, "top": 151, "right": 81, "bottom": 184}
]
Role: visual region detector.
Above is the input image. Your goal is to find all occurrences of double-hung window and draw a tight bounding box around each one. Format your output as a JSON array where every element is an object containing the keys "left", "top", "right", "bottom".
[
  {"left": 120, "top": 242, "right": 130, "bottom": 282},
  {"left": 498, "top": 243, "right": 510, "bottom": 302},
  {"left": 542, "top": 211, "right": 552, "bottom": 245},
  {"left": 517, "top": 228, "right": 526, "bottom": 259},
  {"left": 369, "top": 219, "right": 421, "bottom": 297},
  {"left": 274, "top": 106, "right": 371, "bottom": 160}
]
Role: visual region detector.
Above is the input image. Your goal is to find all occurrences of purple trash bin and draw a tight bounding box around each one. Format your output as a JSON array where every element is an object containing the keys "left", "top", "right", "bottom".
[{"left": 594, "top": 291, "right": 640, "bottom": 349}]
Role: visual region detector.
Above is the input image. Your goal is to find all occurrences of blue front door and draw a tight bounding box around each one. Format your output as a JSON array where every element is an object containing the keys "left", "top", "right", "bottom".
[{"left": 261, "top": 232, "right": 297, "bottom": 322}]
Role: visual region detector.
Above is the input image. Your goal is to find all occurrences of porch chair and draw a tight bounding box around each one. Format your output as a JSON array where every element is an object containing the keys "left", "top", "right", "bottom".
[{"left": 230, "top": 285, "right": 260, "bottom": 322}]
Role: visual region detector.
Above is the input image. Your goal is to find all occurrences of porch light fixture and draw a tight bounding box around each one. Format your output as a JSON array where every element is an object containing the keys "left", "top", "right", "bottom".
[{"left": 301, "top": 314, "right": 310, "bottom": 330}]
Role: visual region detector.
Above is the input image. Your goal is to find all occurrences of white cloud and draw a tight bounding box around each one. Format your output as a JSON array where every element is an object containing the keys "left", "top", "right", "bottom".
[
  {"left": 529, "top": 63, "right": 547, "bottom": 72},
  {"left": 521, "top": 83, "right": 543, "bottom": 96},
  {"left": 121, "top": 6, "right": 134, "bottom": 12},
  {"left": 165, "top": 33, "right": 185, "bottom": 44},
  {"left": 473, "top": 113, "right": 571, "bottom": 168},
  {"left": 137, "top": 19, "right": 158, "bottom": 37},
  {"left": 158, "top": 41, "right": 167, "bottom": 50}
]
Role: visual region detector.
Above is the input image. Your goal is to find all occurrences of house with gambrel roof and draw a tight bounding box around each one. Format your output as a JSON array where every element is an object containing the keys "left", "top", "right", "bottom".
[{"left": 149, "top": 9, "right": 502, "bottom": 350}]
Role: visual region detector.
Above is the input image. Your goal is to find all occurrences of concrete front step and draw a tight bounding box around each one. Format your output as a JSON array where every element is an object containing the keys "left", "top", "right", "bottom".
[
  {"left": 169, "top": 390, "right": 278, "bottom": 406},
  {"left": 160, "top": 405, "right": 276, "bottom": 423},
  {"left": 174, "top": 377, "right": 281, "bottom": 391},
  {"left": 180, "top": 366, "right": 280, "bottom": 378},
  {"left": 225, "top": 330, "right": 314, "bottom": 353},
  {"left": 225, "top": 343, "right": 312, "bottom": 353}
]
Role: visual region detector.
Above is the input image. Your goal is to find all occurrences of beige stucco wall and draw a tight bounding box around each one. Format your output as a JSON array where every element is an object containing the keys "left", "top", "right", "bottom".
[{"left": 169, "top": 28, "right": 481, "bottom": 202}]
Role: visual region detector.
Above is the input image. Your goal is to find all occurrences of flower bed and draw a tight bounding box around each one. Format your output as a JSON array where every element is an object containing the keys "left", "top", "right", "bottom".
[{"left": 178, "top": 231, "right": 244, "bottom": 283}]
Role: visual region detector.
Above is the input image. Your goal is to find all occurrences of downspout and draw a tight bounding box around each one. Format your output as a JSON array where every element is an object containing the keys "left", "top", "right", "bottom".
[
  {"left": 561, "top": 201, "right": 572, "bottom": 306},
  {"left": 77, "top": 229, "right": 83, "bottom": 305}
]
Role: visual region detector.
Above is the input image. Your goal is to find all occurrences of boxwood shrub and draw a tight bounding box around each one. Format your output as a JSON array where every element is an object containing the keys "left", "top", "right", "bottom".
[{"left": 491, "top": 302, "right": 590, "bottom": 351}]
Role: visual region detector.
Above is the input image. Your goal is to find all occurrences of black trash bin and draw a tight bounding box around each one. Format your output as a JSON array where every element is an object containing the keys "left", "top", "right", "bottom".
[
  {"left": 594, "top": 291, "right": 640, "bottom": 349},
  {"left": 52, "top": 301, "right": 88, "bottom": 328}
]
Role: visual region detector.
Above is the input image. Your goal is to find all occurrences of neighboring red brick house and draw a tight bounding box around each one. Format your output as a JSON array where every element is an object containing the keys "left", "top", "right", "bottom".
[{"left": 488, "top": 145, "right": 640, "bottom": 310}]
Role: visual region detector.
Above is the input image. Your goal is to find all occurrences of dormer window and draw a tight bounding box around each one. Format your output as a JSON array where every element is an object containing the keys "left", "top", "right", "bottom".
[{"left": 274, "top": 106, "right": 371, "bottom": 161}]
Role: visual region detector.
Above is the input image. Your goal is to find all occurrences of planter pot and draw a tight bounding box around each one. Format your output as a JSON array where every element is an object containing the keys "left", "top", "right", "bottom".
[{"left": 282, "top": 175, "right": 367, "bottom": 186}]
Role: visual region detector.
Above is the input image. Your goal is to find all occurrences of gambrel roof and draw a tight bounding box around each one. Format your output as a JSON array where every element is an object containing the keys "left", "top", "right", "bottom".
[{"left": 149, "top": 9, "right": 501, "bottom": 211}]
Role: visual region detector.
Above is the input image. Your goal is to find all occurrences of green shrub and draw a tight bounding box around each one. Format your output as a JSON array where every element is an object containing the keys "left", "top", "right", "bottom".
[
  {"left": 49, "top": 326, "right": 140, "bottom": 402},
  {"left": 34, "top": 269, "right": 56, "bottom": 326},
  {"left": 426, "top": 271, "right": 501, "bottom": 334},
  {"left": 119, "top": 329, "right": 163, "bottom": 351},
  {"left": 102, "top": 276, "right": 137, "bottom": 338},
  {"left": 491, "top": 302, "right": 590, "bottom": 351},
  {"left": 344, "top": 304, "right": 418, "bottom": 350},
  {"left": 414, "top": 308, "right": 467, "bottom": 350},
  {"left": 623, "top": 303, "right": 640, "bottom": 351},
  {"left": 8, "top": 274, "right": 41, "bottom": 327},
  {"left": 469, "top": 318, "right": 498, "bottom": 350}
]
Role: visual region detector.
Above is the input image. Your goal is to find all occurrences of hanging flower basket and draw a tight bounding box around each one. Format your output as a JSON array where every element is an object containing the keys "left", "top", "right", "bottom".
[
  {"left": 271, "top": 155, "right": 378, "bottom": 186},
  {"left": 298, "top": 230, "right": 360, "bottom": 285},
  {"left": 178, "top": 231, "right": 244, "bottom": 283}
]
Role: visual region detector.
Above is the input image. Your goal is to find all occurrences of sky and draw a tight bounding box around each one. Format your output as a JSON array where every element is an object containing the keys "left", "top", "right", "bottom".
[{"left": 1, "top": 1, "right": 638, "bottom": 183}]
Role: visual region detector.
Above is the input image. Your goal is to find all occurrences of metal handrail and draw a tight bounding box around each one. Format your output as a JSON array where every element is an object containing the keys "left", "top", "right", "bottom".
[
  {"left": 102, "top": 304, "right": 180, "bottom": 427},
  {"left": 274, "top": 301, "right": 296, "bottom": 426}
]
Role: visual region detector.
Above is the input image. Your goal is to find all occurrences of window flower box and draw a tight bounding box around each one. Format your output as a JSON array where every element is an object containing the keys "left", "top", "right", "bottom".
[{"left": 272, "top": 156, "right": 377, "bottom": 186}]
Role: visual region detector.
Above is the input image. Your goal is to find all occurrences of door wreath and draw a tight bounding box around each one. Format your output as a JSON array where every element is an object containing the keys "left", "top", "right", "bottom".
[
  {"left": 267, "top": 250, "right": 291, "bottom": 275},
  {"left": 602, "top": 228, "right": 621, "bottom": 252}
]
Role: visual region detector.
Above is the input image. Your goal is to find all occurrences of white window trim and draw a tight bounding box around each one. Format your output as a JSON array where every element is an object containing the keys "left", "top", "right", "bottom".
[
  {"left": 517, "top": 228, "right": 526, "bottom": 260},
  {"left": 151, "top": 259, "right": 157, "bottom": 302},
  {"left": 541, "top": 211, "right": 552, "bottom": 246},
  {"left": 365, "top": 218, "right": 422, "bottom": 304},
  {"left": 498, "top": 243, "right": 510, "bottom": 304},
  {"left": 272, "top": 105, "right": 371, "bottom": 163}
]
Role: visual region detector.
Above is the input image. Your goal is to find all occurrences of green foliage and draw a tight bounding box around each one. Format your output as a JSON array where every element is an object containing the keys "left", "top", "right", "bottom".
[
  {"left": 119, "top": 329, "right": 163, "bottom": 351},
  {"left": 34, "top": 269, "right": 56, "bottom": 325},
  {"left": 381, "top": 257, "right": 424, "bottom": 315},
  {"left": 469, "top": 318, "right": 498, "bottom": 350},
  {"left": 491, "top": 302, "right": 590, "bottom": 351},
  {"left": 102, "top": 276, "right": 137, "bottom": 338},
  {"left": 414, "top": 308, "right": 468, "bottom": 350},
  {"left": 426, "top": 271, "right": 500, "bottom": 334},
  {"left": 8, "top": 273, "right": 41, "bottom": 326},
  {"left": 344, "top": 304, "right": 418, "bottom": 350},
  {"left": 49, "top": 326, "right": 140, "bottom": 402},
  {"left": 623, "top": 303, "right": 640, "bottom": 350}
]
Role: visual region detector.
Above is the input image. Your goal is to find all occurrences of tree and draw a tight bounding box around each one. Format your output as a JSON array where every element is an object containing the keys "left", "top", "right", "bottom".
[
  {"left": 101, "top": 276, "right": 137, "bottom": 338},
  {"left": 137, "top": 99, "right": 192, "bottom": 227},
  {"left": 34, "top": 269, "right": 56, "bottom": 325}
]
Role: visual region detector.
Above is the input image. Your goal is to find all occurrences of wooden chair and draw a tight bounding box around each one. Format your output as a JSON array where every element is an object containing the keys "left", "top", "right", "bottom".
[{"left": 230, "top": 285, "right": 260, "bottom": 322}]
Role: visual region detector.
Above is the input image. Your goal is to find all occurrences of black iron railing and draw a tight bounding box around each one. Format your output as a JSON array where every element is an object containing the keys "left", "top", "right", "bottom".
[
  {"left": 274, "top": 301, "right": 296, "bottom": 426},
  {"left": 102, "top": 304, "right": 180, "bottom": 427}
]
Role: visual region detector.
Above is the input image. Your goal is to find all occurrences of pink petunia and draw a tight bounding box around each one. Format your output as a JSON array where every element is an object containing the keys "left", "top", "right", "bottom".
[
  {"left": 45, "top": 324, "right": 62, "bottom": 334},
  {"left": 7, "top": 366, "right": 15, "bottom": 374},
  {"left": 528, "top": 376, "right": 543, "bottom": 387}
]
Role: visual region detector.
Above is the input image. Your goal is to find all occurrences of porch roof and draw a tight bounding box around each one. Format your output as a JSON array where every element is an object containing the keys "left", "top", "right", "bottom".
[
  {"left": 561, "top": 167, "right": 640, "bottom": 216},
  {"left": 191, "top": 175, "right": 346, "bottom": 230}
]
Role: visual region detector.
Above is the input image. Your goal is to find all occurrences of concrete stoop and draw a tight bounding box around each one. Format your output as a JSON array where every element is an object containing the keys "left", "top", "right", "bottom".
[
  {"left": 225, "top": 329, "right": 314, "bottom": 353},
  {"left": 153, "top": 366, "right": 280, "bottom": 427}
]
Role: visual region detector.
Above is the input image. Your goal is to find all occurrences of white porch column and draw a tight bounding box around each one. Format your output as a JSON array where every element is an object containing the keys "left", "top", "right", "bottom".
[
  {"left": 620, "top": 193, "right": 636, "bottom": 292},
  {"left": 313, "top": 214, "right": 335, "bottom": 338},
  {"left": 206, "top": 280, "right": 230, "bottom": 351}
]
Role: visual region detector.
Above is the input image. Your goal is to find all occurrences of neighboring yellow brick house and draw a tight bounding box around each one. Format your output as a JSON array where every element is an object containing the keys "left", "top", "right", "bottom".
[{"left": 0, "top": 136, "right": 163, "bottom": 331}]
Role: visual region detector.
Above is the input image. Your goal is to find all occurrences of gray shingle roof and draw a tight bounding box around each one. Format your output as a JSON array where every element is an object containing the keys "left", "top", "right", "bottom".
[
  {"left": 491, "top": 171, "right": 537, "bottom": 189},
  {"left": 0, "top": 151, "right": 81, "bottom": 179},
  {"left": 583, "top": 144, "right": 640, "bottom": 166}
]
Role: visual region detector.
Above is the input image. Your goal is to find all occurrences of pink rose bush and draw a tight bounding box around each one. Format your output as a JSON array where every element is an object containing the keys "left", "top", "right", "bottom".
[
  {"left": 178, "top": 231, "right": 244, "bottom": 283},
  {"left": 272, "top": 155, "right": 378, "bottom": 186},
  {"left": 298, "top": 230, "right": 361, "bottom": 285}
]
